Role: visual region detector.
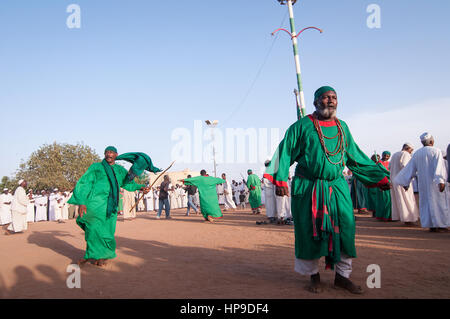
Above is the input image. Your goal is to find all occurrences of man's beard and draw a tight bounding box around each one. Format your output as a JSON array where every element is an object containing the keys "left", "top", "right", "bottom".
[{"left": 315, "top": 104, "right": 337, "bottom": 119}]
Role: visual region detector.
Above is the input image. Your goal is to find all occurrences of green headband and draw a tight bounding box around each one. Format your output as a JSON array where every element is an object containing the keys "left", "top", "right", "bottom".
[
  {"left": 247, "top": 169, "right": 252, "bottom": 174},
  {"left": 382, "top": 151, "right": 391, "bottom": 156},
  {"left": 314, "top": 86, "right": 336, "bottom": 101},
  {"left": 105, "top": 146, "right": 118, "bottom": 153}
]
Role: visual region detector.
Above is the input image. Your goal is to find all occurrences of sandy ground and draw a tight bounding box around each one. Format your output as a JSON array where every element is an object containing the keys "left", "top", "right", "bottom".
[{"left": 0, "top": 207, "right": 449, "bottom": 299}]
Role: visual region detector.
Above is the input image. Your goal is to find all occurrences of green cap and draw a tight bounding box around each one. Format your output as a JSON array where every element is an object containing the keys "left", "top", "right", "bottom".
[
  {"left": 314, "top": 86, "right": 336, "bottom": 101},
  {"left": 105, "top": 146, "right": 118, "bottom": 153}
]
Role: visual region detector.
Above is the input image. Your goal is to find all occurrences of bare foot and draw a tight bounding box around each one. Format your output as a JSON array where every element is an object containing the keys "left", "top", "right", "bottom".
[
  {"left": 207, "top": 216, "right": 215, "bottom": 223},
  {"left": 77, "top": 258, "right": 89, "bottom": 267},
  {"left": 94, "top": 259, "right": 108, "bottom": 267}
]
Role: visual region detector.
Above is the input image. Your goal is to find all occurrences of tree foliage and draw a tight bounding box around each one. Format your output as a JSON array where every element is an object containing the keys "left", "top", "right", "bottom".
[{"left": 16, "top": 142, "right": 101, "bottom": 191}]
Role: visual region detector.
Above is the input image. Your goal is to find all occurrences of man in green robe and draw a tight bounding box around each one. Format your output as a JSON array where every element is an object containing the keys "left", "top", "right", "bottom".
[
  {"left": 264, "top": 86, "right": 391, "bottom": 294},
  {"left": 375, "top": 151, "right": 392, "bottom": 221},
  {"left": 181, "top": 170, "right": 225, "bottom": 223},
  {"left": 350, "top": 173, "right": 369, "bottom": 214},
  {"left": 68, "top": 146, "right": 151, "bottom": 267},
  {"left": 246, "top": 169, "right": 262, "bottom": 214}
]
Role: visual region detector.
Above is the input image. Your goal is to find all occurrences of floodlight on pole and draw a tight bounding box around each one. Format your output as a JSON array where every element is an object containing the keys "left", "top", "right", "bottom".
[{"left": 205, "top": 120, "right": 219, "bottom": 177}]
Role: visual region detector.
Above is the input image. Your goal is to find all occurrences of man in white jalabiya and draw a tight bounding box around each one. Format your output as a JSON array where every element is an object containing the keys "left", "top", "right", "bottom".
[
  {"left": 232, "top": 181, "right": 240, "bottom": 206},
  {"left": 395, "top": 133, "right": 450, "bottom": 232},
  {"left": 263, "top": 160, "right": 277, "bottom": 223},
  {"left": 26, "top": 190, "right": 35, "bottom": 222},
  {"left": 53, "top": 191, "right": 64, "bottom": 223},
  {"left": 5, "top": 180, "right": 30, "bottom": 235},
  {"left": 389, "top": 143, "right": 419, "bottom": 225},
  {"left": 34, "top": 190, "right": 48, "bottom": 222},
  {"left": 0, "top": 188, "right": 13, "bottom": 225},
  {"left": 62, "top": 192, "right": 70, "bottom": 220},
  {"left": 145, "top": 188, "right": 154, "bottom": 211},
  {"left": 221, "top": 173, "right": 237, "bottom": 211},
  {"left": 48, "top": 188, "right": 58, "bottom": 221}
]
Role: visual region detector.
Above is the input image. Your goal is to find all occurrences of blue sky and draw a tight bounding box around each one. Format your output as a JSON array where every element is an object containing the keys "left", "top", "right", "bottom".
[{"left": 1, "top": 0, "right": 449, "bottom": 181}]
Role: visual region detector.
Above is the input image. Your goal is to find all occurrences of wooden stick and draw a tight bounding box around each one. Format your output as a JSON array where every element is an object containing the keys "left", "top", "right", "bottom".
[{"left": 129, "top": 160, "right": 175, "bottom": 213}]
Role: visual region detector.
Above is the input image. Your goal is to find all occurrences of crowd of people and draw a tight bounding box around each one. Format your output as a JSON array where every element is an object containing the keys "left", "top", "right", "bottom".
[
  {"left": 1, "top": 86, "right": 449, "bottom": 295},
  {"left": 345, "top": 132, "right": 450, "bottom": 233}
]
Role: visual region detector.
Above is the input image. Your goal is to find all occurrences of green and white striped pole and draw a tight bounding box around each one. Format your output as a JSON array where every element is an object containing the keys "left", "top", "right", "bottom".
[
  {"left": 286, "top": 0, "right": 305, "bottom": 119},
  {"left": 275, "top": 0, "right": 322, "bottom": 120}
]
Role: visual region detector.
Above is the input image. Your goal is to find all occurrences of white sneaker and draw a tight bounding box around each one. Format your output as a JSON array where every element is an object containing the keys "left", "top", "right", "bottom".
[{"left": 156, "top": 216, "right": 161, "bottom": 219}]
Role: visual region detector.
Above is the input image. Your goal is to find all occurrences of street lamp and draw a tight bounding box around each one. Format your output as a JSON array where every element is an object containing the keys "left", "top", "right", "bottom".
[{"left": 205, "top": 120, "right": 219, "bottom": 177}]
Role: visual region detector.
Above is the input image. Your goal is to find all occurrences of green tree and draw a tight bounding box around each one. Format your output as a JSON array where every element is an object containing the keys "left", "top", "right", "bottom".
[
  {"left": 16, "top": 142, "right": 101, "bottom": 191},
  {"left": 0, "top": 176, "right": 18, "bottom": 192}
]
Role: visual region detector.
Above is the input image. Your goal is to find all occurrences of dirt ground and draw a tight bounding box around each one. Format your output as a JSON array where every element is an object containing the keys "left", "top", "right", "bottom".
[{"left": 1, "top": 207, "right": 449, "bottom": 299}]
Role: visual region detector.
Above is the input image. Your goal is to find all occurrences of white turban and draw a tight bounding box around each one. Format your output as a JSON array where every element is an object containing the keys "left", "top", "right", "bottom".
[
  {"left": 404, "top": 142, "right": 414, "bottom": 149},
  {"left": 420, "top": 132, "right": 433, "bottom": 142},
  {"left": 3, "top": 188, "right": 8, "bottom": 191},
  {"left": 18, "top": 179, "right": 24, "bottom": 185}
]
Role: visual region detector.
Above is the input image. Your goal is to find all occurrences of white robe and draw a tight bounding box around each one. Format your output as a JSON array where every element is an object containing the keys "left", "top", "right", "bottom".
[
  {"left": 395, "top": 146, "right": 450, "bottom": 228},
  {"left": 232, "top": 184, "right": 240, "bottom": 205},
  {"left": 216, "top": 184, "right": 225, "bottom": 205},
  {"left": 389, "top": 151, "right": 419, "bottom": 222},
  {"left": 53, "top": 195, "right": 63, "bottom": 221},
  {"left": 7, "top": 186, "right": 29, "bottom": 232},
  {"left": 123, "top": 189, "right": 136, "bottom": 219},
  {"left": 145, "top": 191, "right": 154, "bottom": 211},
  {"left": 154, "top": 190, "right": 159, "bottom": 210},
  {"left": 62, "top": 195, "right": 70, "bottom": 220},
  {"left": 223, "top": 179, "right": 236, "bottom": 209},
  {"left": 176, "top": 188, "right": 183, "bottom": 208},
  {"left": 0, "top": 193, "right": 13, "bottom": 225},
  {"left": 26, "top": 195, "right": 35, "bottom": 222},
  {"left": 263, "top": 177, "right": 276, "bottom": 218},
  {"left": 48, "top": 193, "right": 57, "bottom": 221},
  {"left": 34, "top": 195, "right": 48, "bottom": 221}
]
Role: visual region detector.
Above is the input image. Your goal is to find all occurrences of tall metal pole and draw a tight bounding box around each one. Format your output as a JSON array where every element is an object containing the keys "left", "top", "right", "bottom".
[
  {"left": 212, "top": 127, "right": 217, "bottom": 178},
  {"left": 278, "top": 0, "right": 306, "bottom": 119},
  {"left": 287, "top": 0, "right": 305, "bottom": 119}
]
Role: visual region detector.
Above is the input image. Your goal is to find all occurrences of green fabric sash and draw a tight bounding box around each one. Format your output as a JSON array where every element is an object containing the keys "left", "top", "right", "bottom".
[
  {"left": 101, "top": 159, "right": 120, "bottom": 218},
  {"left": 116, "top": 152, "right": 161, "bottom": 183}
]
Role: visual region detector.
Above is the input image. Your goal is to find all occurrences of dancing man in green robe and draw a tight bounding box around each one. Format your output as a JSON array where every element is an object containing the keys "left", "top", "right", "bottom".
[
  {"left": 264, "top": 86, "right": 391, "bottom": 294},
  {"left": 181, "top": 170, "right": 225, "bottom": 223},
  {"left": 246, "top": 169, "right": 262, "bottom": 214},
  {"left": 68, "top": 146, "right": 153, "bottom": 267}
]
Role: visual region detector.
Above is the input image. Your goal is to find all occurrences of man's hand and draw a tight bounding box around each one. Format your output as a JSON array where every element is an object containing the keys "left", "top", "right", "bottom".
[
  {"left": 379, "top": 182, "right": 392, "bottom": 191},
  {"left": 78, "top": 205, "right": 87, "bottom": 218},
  {"left": 439, "top": 183, "right": 445, "bottom": 192},
  {"left": 276, "top": 186, "right": 289, "bottom": 197},
  {"left": 141, "top": 187, "right": 150, "bottom": 194}
]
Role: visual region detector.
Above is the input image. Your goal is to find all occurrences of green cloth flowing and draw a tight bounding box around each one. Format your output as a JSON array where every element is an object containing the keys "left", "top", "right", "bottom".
[
  {"left": 116, "top": 152, "right": 161, "bottom": 183},
  {"left": 264, "top": 115, "right": 389, "bottom": 269},
  {"left": 68, "top": 162, "right": 146, "bottom": 260},
  {"left": 350, "top": 175, "right": 368, "bottom": 210},
  {"left": 246, "top": 174, "right": 262, "bottom": 209},
  {"left": 183, "top": 176, "right": 225, "bottom": 219}
]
